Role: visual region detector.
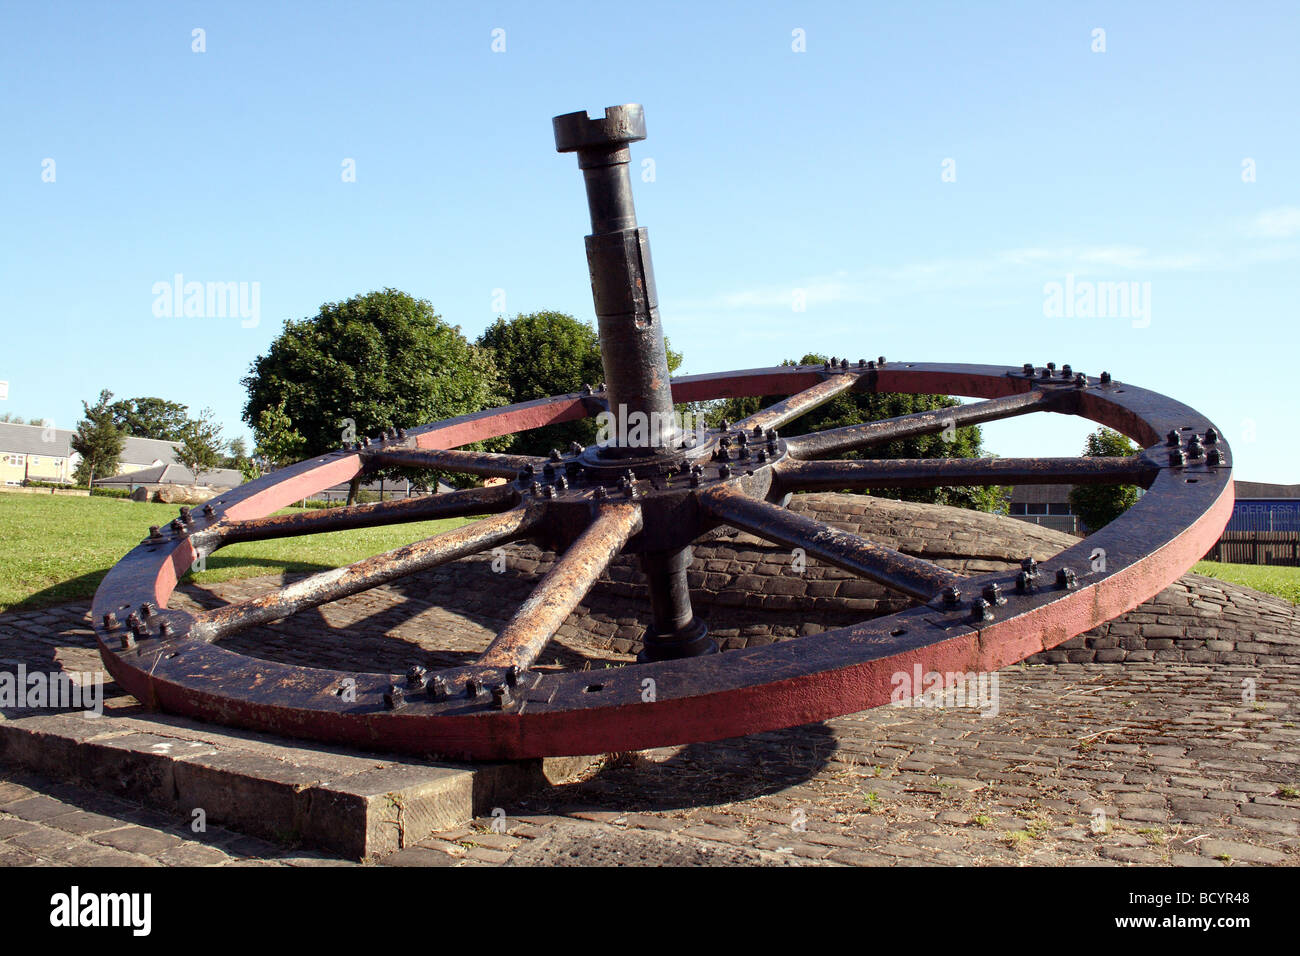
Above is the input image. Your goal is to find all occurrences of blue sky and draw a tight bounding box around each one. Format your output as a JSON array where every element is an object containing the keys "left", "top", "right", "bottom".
[{"left": 2, "top": 1, "right": 1296, "bottom": 481}]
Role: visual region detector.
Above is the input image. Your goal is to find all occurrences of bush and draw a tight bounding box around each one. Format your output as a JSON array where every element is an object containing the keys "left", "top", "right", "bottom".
[
  {"left": 23, "top": 480, "right": 83, "bottom": 490},
  {"left": 90, "top": 487, "right": 134, "bottom": 499}
]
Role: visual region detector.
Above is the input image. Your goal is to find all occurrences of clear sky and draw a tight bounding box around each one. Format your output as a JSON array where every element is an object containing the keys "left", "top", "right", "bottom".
[{"left": 2, "top": 1, "right": 1296, "bottom": 481}]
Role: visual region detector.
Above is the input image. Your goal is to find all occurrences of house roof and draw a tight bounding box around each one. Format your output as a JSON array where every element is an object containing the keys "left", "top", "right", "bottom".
[
  {"left": 1234, "top": 481, "right": 1300, "bottom": 500},
  {"left": 0, "top": 422, "right": 180, "bottom": 466},
  {"left": 95, "top": 463, "right": 243, "bottom": 487}
]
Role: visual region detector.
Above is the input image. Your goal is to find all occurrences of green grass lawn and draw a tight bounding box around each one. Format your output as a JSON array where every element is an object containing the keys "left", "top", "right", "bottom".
[
  {"left": 0, "top": 491, "right": 475, "bottom": 612},
  {"left": 1193, "top": 561, "right": 1300, "bottom": 605}
]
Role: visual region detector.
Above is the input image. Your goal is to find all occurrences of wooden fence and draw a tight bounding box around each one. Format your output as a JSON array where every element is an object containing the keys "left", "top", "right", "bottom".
[{"left": 1205, "top": 531, "right": 1300, "bottom": 567}]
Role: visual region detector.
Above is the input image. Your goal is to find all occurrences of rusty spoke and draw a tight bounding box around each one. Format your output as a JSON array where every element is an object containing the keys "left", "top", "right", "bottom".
[
  {"left": 476, "top": 503, "right": 643, "bottom": 670},
  {"left": 785, "top": 390, "right": 1054, "bottom": 459},
  {"left": 191, "top": 506, "right": 541, "bottom": 642},
  {"left": 364, "top": 446, "right": 546, "bottom": 479},
  {"left": 215, "top": 483, "right": 519, "bottom": 545},
  {"left": 698, "top": 485, "right": 960, "bottom": 601},
  {"left": 731, "top": 373, "right": 861, "bottom": 435},
  {"left": 775, "top": 455, "right": 1157, "bottom": 493}
]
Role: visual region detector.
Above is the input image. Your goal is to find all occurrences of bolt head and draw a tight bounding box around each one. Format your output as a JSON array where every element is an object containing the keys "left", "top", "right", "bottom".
[
  {"left": 942, "top": 585, "right": 962, "bottom": 607},
  {"left": 383, "top": 685, "right": 405, "bottom": 710}
]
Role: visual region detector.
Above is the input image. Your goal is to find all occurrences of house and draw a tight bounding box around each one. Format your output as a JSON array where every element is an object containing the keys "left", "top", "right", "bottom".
[
  {"left": 1006, "top": 484, "right": 1080, "bottom": 535},
  {"left": 1226, "top": 481, "right": 1300, "bottom": 532},
  {"left": 0, "top": 421, "right": 214, "bottom": 487},
  {"left": 93, "top": 462, "right": 244, "bottom": 495},
  {"left": 0, "top": 422, "right": 78, "bottom": 485}
]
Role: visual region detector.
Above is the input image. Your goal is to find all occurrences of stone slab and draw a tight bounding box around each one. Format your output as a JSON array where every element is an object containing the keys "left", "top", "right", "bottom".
[{"left": 0, "top": 706, "right": 589, "bottom": 860}]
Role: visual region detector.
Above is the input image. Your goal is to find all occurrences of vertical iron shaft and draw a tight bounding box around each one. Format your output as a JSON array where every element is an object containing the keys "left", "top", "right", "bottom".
[{"left": 554, "top": 104, "right": 678, "bottom": 456}]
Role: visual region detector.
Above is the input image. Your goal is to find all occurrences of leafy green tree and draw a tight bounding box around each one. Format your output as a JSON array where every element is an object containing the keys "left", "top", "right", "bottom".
[
  {"left": 1068, "top": 428, "right": 1140, "bottom": 532},
  {"left": 711, "top": 355, "right": 1007, "bottom": 512},
  {"left": 175, "top": 408, "right": 225, "bottom": 484},
  {"left": 252, "top": 400, "right": 307, "bottom": 470},
  {"left": 71, "top": 389, "right": 125, "bottom": 486},
  {"left": 108, "top": 397, "right": 191, "bottom": 441},
  {"left": 243, "top": 290, "right": 506, "bottom": 492},
  {"left": 477, "top": 311, "right": 684, "bottom": 457}
]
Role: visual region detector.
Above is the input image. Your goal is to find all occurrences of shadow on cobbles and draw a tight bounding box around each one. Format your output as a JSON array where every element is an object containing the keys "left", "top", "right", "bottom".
[{"left": 528, "top": 723, "right": 838, "bottom": 813}]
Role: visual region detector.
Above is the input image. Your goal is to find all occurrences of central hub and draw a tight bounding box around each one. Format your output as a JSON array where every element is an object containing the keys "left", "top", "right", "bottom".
[{"left": 514, "top": 426, "right": 788, "bottom": 502}]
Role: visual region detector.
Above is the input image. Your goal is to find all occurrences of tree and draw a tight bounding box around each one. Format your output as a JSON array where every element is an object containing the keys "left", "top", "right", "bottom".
[
  {"left": 251, "top": 399, "right": 307, "bottom": 470},
  {"left": 108, "top": 397, "right": 191, "bottom": 441},
  {"left": 477, "top": 311, "right": 685, "bottom": 457},
  {"left": 1069, "top": 428, "right": 1140, "bottom": 532},
  {"left": 175, "top": 408, "right": 225, "bottom": 484},
  {"left": 71, "top": 389, "right": 125, "bottom": 486},
  {"left": 242, "top": 290, "right": 508, "bottom": 486},
  {"left": 0, "top": 414, "right": 25, "bottom": 424},
  {"left": 711, "top": 355, "right": 1008, "bottom": 512}
]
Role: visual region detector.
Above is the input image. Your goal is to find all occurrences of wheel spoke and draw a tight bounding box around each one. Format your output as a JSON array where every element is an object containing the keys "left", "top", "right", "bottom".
[
  {"left": 216, "top": 483, "right": 519, "bottom": 545},
  {"left": 784, "top": 390, "right": 1054, "bottom": 459},
  {"left": 364, "top": 446, "right": 546, "bottom": 478},
  {"left": 775, "top": 455, "right": 1157, "bottom": 493},
  {"left": 476, "top": 503, "right": 642, "bottom": 670},
  {"left": 191, "top": 506, "right": 541, "bottom": 641},
  {"left": 698, "top": 485, "right": 959, "bottom": 601},
  {"left": 731, "top": 373, "right": 861, "bottom": 434}
]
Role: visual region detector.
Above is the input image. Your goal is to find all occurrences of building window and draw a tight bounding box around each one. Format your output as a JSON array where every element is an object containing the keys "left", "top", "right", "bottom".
[
  {"left": 3, "top": 454, "right": 24, "bottom": 467},
  {"left": 1027, "top": 503, "right": 1047, "bottom": 515},
  {"left": 1009, "top": 503, "right": 1026, "bottom": 515},
  {"left": 1048, "top": 503, "right": 1072, "bottom": 515}
]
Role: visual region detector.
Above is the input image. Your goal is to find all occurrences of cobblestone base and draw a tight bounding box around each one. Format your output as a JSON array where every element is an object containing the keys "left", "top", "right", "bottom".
[
  {"left": 2, "top": 493, "right": 1296, "bottom": 866},
  {"left": 3, "top": 663, "right": 1296, "bottom": 866}
]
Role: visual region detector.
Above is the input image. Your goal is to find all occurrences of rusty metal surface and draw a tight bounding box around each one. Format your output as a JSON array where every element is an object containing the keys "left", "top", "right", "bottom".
[
  {"left": 785, "top": 388, "right": 1054, "bottom": 459},
  {"left": 477, "top": 503, "right": 642, "bottom": 670},
  {"left": 91, "top": 361, "right": 1233, "bottom": 760},
  {"left": 90, "top": 101, "right": 1234, "bottom": 760},
  {"left": 732, "top": 371, "right": 862, "bottom": 434},
  {"left": 193, "top": 506, "right": 541, "bottom": 641},
  {"left": 699, "top": 483, "right": 962, "bottom": 600},
  {"left": 363, "top": 446, "right": 546, "bottom": 479},
  {"left": 774, "top": 455, "right": 1158, "bottom": 492},
  {"left": 215, "top": 483, "right": 518, "bottom": 546}
]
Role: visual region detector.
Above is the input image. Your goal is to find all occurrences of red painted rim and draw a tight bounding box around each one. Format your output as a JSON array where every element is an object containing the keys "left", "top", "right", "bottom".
[{"left": 92, "top": 363, "right": 1233, "bottom": 759}]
